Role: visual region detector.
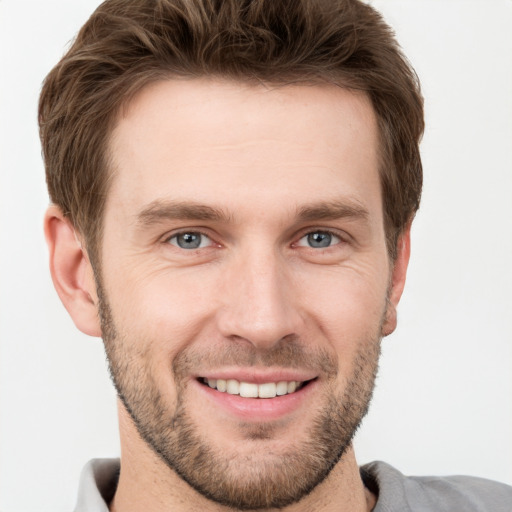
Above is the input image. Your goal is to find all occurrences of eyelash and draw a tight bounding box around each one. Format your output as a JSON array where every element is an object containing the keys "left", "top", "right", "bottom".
[
  {"left": 165, "top": 230, "right": 215, "bottom": 250},
  {"left": 163, "top": 228, "right": 347, "bottom": 251},
  {"left": 295, "top": 229, "right": 345, "bottom": 249}
]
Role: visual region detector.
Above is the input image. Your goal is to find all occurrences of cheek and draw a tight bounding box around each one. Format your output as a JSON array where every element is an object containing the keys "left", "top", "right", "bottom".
[
  {"left": 102, "top": 245, "right": 389, "bottom": 363},
  {"left": 104, "top": 262, "right": 222, "bottom": 352},
  {"left": 296, "top": 263, "right": 388, "bottom": 357}
]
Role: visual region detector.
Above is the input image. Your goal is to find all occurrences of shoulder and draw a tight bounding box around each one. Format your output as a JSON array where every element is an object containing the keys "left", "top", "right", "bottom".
[
  {"left": 361, "top": 461, "right": 512, "bottom": 512},
  {"left": 74, "top": 458, "right": 120, "bottom": 512}
]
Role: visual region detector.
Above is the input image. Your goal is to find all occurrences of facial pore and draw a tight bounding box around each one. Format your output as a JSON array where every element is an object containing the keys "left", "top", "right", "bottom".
[{"left": 98, "top": 280, "right": 383, "bottom": 510}]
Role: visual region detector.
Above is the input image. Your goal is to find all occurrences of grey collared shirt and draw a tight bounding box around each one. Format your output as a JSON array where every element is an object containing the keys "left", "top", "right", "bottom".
[{"left": 74, "top": 458, "right": 512, "bottom": 511}]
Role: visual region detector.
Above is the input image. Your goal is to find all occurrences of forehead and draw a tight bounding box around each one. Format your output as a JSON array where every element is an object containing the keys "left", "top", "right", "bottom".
[{"left": 107, "top": 78, "right": 381, "bottom": 223}]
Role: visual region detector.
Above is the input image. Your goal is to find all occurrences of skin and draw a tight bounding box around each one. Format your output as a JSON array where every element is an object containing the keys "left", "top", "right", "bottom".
[{"left": 45, "top": 78, "right": 410, "bottom": 512}]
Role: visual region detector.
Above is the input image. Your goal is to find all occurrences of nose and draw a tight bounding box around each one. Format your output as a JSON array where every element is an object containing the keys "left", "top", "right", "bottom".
[{"left": 216, "top": 248, "right": 304, "bottom": 350}]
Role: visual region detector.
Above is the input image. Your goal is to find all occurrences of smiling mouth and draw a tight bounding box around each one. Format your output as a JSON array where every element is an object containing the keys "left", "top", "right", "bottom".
[{"left": 199, "top": 377, "right": 314, "bottom": 398}]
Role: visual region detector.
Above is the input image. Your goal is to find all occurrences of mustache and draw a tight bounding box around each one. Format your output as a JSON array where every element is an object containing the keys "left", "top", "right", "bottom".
[{"left": 172, "top": 336, "right": 339, "bottom": 379}]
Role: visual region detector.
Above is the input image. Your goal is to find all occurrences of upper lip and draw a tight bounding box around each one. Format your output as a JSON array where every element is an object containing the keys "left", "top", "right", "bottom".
[{"left": 196, "top": 368, "right": 318, "bottom": 384}]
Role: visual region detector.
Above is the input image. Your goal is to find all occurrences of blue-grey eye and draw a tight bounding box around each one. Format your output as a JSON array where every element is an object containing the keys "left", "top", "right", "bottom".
[
  {"left": 169, "top": 232, "right": 212, "bottom": 249},
  {"left": 298, "top": 231, "right": 341, "bottom": 248}
]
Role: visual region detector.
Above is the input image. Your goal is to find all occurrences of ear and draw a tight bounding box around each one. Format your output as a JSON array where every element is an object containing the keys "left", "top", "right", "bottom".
[
  {"left": 44, "top": 205, "right": 102, "bottom": 337},
  {"left": 381, "top": 224, "right": 411, "bottom": 337}
]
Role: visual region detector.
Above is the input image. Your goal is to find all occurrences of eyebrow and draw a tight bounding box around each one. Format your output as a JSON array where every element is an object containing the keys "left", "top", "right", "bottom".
[
  {"left": 296, "top": 199, "right": 369, "bottom": 223},
  {"left": 136, "top": 200, "right": 232, "bottom": 227},
  {"left": 135, "top": 197, "right": 369, "bottom": 228}
]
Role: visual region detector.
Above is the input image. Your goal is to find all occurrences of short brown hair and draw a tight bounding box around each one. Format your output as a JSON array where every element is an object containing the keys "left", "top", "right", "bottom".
[{"left": 39, "top": 0, "right": 423, "bottom": 265}]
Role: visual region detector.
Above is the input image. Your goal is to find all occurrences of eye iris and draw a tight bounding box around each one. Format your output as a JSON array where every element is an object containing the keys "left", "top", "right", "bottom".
[
  {"left": 307, "top": 232, "right": 332, "bottom": 248},
  {"left": 177, "top": 232, "right": 201, "bottom": 249}
]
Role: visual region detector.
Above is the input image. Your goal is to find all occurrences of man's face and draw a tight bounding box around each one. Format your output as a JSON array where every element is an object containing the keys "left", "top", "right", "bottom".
[{"left": 98, "top": 79, "right": 398, "bottom": 509}]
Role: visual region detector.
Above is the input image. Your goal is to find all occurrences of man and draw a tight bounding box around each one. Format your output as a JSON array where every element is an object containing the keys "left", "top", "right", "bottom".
[{"left": 38, "top": 0, "right": 512, "bottom": 510}]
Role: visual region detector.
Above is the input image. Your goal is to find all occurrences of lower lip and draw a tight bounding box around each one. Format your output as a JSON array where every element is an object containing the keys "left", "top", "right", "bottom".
[{"left": 193, "top": 379, "right": 317, "bottom": 421}]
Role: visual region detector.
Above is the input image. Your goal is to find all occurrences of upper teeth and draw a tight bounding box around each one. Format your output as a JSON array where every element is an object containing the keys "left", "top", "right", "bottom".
[{"left": 204, "top": 378, "right": 303, "bottom": 398}]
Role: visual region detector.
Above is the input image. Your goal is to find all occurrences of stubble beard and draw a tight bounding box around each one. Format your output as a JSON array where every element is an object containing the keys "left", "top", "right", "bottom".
[{"left": 97, "top": 284, "right": 382, "bottom": 510}]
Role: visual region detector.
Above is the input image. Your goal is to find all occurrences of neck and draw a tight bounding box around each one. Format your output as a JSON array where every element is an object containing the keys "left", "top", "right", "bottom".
[{"left": 110, "top": 404, "right": 375, "bottom": 512}]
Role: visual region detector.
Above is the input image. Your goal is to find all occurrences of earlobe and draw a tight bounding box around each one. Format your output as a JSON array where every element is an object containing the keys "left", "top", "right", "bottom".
[
  {"left": 381, "top": 224, "right": 411, "bottom": 337},
  {"left": 44, "top": 206, "right": 102, "bottom": 337}
]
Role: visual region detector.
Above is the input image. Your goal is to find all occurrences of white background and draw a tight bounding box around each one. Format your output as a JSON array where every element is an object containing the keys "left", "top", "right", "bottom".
[{"left": 1, "top": 1, "right": 511, "bottom": 510}]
